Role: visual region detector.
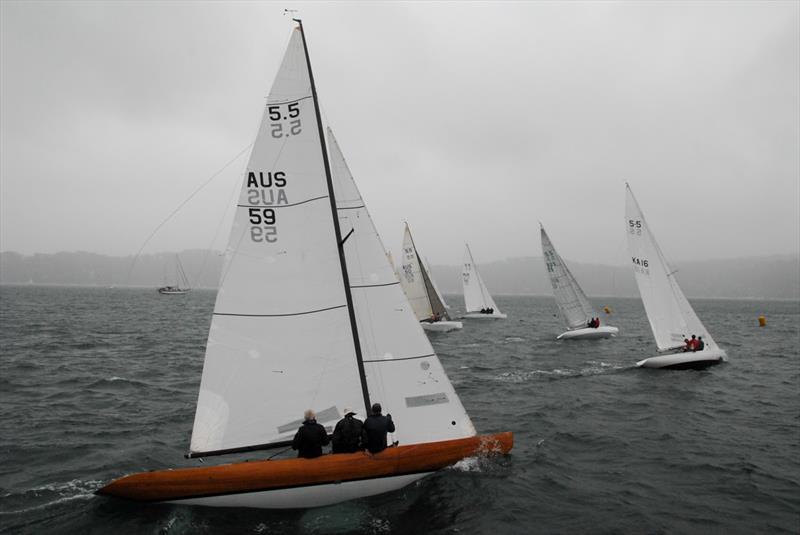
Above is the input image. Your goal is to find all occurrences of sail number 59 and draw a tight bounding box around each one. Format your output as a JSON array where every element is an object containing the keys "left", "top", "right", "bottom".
[{"left": 249, "top": 208, "right": 277, "bottom": 243}]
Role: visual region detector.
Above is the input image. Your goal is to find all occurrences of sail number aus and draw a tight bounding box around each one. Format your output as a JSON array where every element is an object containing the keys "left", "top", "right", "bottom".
[
  {"left": 628, "top": 219, "right": 643, "bottom": 236},
  {"left": 268, "top": 102, "right": 302, "bottom": 138}
]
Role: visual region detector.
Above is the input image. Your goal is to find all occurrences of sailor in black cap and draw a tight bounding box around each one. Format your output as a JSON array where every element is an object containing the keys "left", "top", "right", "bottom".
[
  {"left": 362, "top": 403, "right": 396, "bottom": 454},
  {"left": 331, "top": 407, "right": 364, "bottom": 453}
]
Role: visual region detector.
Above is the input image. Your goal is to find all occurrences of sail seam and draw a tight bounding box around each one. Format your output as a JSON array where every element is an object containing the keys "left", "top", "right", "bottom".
[
  {"left": 237, "top": 195, "right": 328, "bottom": 209},
  {"left": 213, "top": 304, "right": 346, "bottom": 317},
  {"left": 350, "top": 282, "right": 400, "bottom": 289},
  {"left": 337, "top": 204, "right": 366, "bottom": 210},
  {"left": 363, "top": 353, "right": 435, "bottom": 363},
  {"left": 266, "top": 95, "right": 313, "bottom": 106}
]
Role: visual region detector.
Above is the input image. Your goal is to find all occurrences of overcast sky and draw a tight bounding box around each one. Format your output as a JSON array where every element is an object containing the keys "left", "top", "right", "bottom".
[{"left": 1, "top": 1, "right": 798, "bottom": 266}]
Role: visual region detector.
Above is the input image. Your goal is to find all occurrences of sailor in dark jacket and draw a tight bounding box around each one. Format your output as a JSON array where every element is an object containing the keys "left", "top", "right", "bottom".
[
  {"left": 331, "top": 408, "right": 364, "bottom": 453},
  {"left": 362, "top": 403, "right": 396, "bottom": 454},
  {"left": 291, "top": 409, "right": 329, "bottom": 459}
]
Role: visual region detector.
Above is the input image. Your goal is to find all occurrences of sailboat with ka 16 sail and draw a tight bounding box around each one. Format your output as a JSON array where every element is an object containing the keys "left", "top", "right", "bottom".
[
  {"left": 96, "top": 20, "right": 511, "bottom": 509},
  {"left": 625, "top": 184, "right": 726, "bottom": 369}
]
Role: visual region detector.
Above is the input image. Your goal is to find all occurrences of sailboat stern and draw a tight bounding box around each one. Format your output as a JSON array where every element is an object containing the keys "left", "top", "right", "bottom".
[
  {"left": 636, "top": 348, "right": 727, "bottom": 369},
  {"left": 96, "top": 432, "right": 512, "bottom": 509},
  {"left": 557, "top": 326, "right": 619, "bottom": 340}
]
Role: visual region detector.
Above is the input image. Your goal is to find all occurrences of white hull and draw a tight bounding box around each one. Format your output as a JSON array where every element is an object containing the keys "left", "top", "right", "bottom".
[
  {"left": 557, "top": 326, "right": 619, "bottom": 340},
  {"left": 158, "top": 290, "right": 190, "bottom": 295},
  {"left": 636, "top": 348, "right": 727, "bottom": 369},
  {"left": 463, "top": 312, "right": 507, "bottom": 319},
  {"left": 167, "top": 472, "right": 430, "bottom": 510},
  {"left": 421, "top": 320, "right": 463, "bottom": 332}
]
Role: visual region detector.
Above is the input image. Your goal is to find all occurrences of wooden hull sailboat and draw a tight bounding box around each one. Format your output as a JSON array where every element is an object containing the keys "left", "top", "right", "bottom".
[
  {"left": 540, "top": 225, "right": 618, "bottom": 340},
  {"left": 98, "top": 21, "right": 511, "bottom": 510},
  {"left": 97, "top": 433, "right": 512, "bottom": 509},
  {"left": 625, "top": 184, "right": 727, "bottom": 369}
]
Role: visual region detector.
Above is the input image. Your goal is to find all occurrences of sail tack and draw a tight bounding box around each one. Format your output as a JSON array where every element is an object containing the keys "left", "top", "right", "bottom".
[
  {"left": 329, "top": 128, "right": 475, "bottom": 445},
  {"left": 540, "top": 227, "right": 596, "bottom": 329},
  {"left": 461, "top": 244, "right": 501, "bottom": 314},
  {"left": 190, "top": 29, "right": 364, "bottom": 456},
  {"left": 625, "top": 185, "right": 717, "bottom": 352}
]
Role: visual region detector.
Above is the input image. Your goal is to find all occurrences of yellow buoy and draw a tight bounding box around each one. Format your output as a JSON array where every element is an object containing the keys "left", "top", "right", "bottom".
[
  {"left": 603, "top": 306, "right": 612, "bottom": 315},
  {"left": 758, "top": 315, "right": 766, "bottom": 327}
]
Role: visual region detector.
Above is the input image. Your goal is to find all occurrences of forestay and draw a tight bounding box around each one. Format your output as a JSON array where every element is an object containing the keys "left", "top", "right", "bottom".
[
  {"left": 190, "top": 29, "right": 364, "bottom": 456},
  {"left": 328, "top": 128, "right": 475, "bottom": 444},
  {"left": 540, "top": 227, "right": 596, "bottom": 329},
  {"left": 398, "top": 225, "right": 449, "bottom": 322},
  {"left": 461, "top": 244, "right": 501, "bottom": 314},
  {"left": 625, "top": 185, "right": 717, "bottom": 352}
]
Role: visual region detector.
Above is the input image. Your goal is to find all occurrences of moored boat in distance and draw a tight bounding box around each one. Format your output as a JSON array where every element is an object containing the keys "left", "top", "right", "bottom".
[
  {"left": 97, "top": 20, "right": 510, "bottom": 509},
  {"left": 398, "top": 224, "right": 463, "bottom": 332},
  {"left": 540, "top": 224, "right": 618, "bottom": 339},
  {"left": 461, "top": 243, "right": 507, "bottom": 319},
  {"left": 625, "top": 184, "right": 726, "bottom": 369},
  {"left": 157, "top": 255, "right": 191, "bottom": 295}
]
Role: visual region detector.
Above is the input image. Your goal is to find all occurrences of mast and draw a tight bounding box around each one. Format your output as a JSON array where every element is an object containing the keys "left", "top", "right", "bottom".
[{"left": 295, "top": 20, "right": 371, "bottom": 415}]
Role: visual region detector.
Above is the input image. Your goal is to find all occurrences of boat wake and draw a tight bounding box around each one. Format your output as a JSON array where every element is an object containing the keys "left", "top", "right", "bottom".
[
  {"left": 0, "top": 479, "right": 101, "bottom": 515},
  {"left": 495, "top": 362, "right": 630, "bottom": 383}
]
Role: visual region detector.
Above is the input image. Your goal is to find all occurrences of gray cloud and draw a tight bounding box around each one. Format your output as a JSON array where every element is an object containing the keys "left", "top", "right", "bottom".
[{"left": 1, "top": 1, "right": 797, "bottom": 266}]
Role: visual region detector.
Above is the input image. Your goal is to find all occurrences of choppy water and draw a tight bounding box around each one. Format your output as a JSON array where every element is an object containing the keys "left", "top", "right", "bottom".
[{"left": 1, "top": 286, "right": 798, "bottom": 534}]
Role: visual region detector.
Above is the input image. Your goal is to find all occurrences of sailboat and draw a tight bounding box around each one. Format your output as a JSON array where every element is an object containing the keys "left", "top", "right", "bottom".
[
  {"left": 461, "top": 244, "right": 507, "bottom": 319},
  {"left": 398, "top": 224, "right": 463, "bottom": 332},
  {"left": 157, "top": 254, "right": 191, "bottom": 295},
  {"left": 625, "top": 184, "right": 726, "bottom": 369},
  {"left": 540, "top": 225, "right": 617, "bottom": 339},
  {"left": 97, "top": 21, "right": 511, "bottom": 509}
]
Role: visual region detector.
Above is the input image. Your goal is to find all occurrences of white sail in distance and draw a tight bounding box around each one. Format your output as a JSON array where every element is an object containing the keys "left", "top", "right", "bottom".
[
  {"left": 328, "top": 128, "right": 475, "bottom": 444},
  {"left": 625, "top": 185, "right": 718, "bottom": 352},
  {"left": 398, "top": 225, "right": 450, "bottom": 321},
  {"left": 540, "top": 226, "right": 597, "bottom": 329},
  {"left": 190, "top": 29, "right": 364, "bottom": 455},
  {"left": 461, "top": 244, "right": 501, "bottom": 314}
]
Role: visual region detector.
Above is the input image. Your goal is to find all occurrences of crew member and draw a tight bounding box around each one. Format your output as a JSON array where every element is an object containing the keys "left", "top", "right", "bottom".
[
  {"left": 332, "top": 408, "right": 364, "bottom": 453},
  {"left": 291, "top": 409, "right": 329, "bottom": 459},
  {"left": 363, "top": 403, "right": 396, "bottom": 454}
]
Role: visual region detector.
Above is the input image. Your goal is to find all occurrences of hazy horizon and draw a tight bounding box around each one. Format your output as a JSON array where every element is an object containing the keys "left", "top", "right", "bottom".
[{"left": 2, "top": 2, "right": 798, "bottom": 265}]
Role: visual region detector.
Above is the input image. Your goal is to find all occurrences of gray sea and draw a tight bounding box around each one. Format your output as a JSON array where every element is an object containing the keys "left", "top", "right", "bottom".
[{"left": 1, "top": 285, "right": 798, "bottom": 534}]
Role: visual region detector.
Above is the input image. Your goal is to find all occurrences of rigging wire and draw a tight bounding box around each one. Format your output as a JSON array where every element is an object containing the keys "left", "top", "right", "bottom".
[{"left": 125, "top": 143, "right": 254, "bottom": 287}]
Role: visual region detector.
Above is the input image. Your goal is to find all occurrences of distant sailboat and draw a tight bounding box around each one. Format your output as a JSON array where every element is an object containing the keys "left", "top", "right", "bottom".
[
  {"left": 398, "top": 224, "right": 463, "bottom": 332},
  {"left": 540, "top": 225, "right": 617, "bottom": 339},
  {"left": 97, "top": 21, "right": 510, "bottom": 509},
  {"left": 157, "top": 254, "right": 191, "bottom": 295},
  {"left": 461, "top": 244, "right": 506, "bottom": 319},
  {"left": 625, "top": 184, "right": 726, "bottom": 369}
]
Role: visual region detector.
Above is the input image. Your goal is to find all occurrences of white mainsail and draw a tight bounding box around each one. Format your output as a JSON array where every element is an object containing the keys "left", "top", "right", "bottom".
[
  {"left": 190, "top": 29, "right": 364, "bottom": 455},
  {"left": 625, "top": 184, "right": 718, "bottom": 352},
  {"left": 540, "top": 226, "right": 596, "bottom": 330},
  {"left": 461, "top": 244, "right": 501, "bottom": 314},
  {"left": 398, "top": 225, "right": 449, "bottom": 322},
  {"left": 328, "top": 128, "right": 475, "bottom": 444}
]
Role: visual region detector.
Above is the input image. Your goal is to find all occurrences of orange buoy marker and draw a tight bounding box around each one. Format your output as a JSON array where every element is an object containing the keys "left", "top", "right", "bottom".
[
  {"left": 758, "top": 315, "right": 766, "bottom": 327},
  {"left": 603, "top": 306, "right": 612, "bottom": 314}
]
